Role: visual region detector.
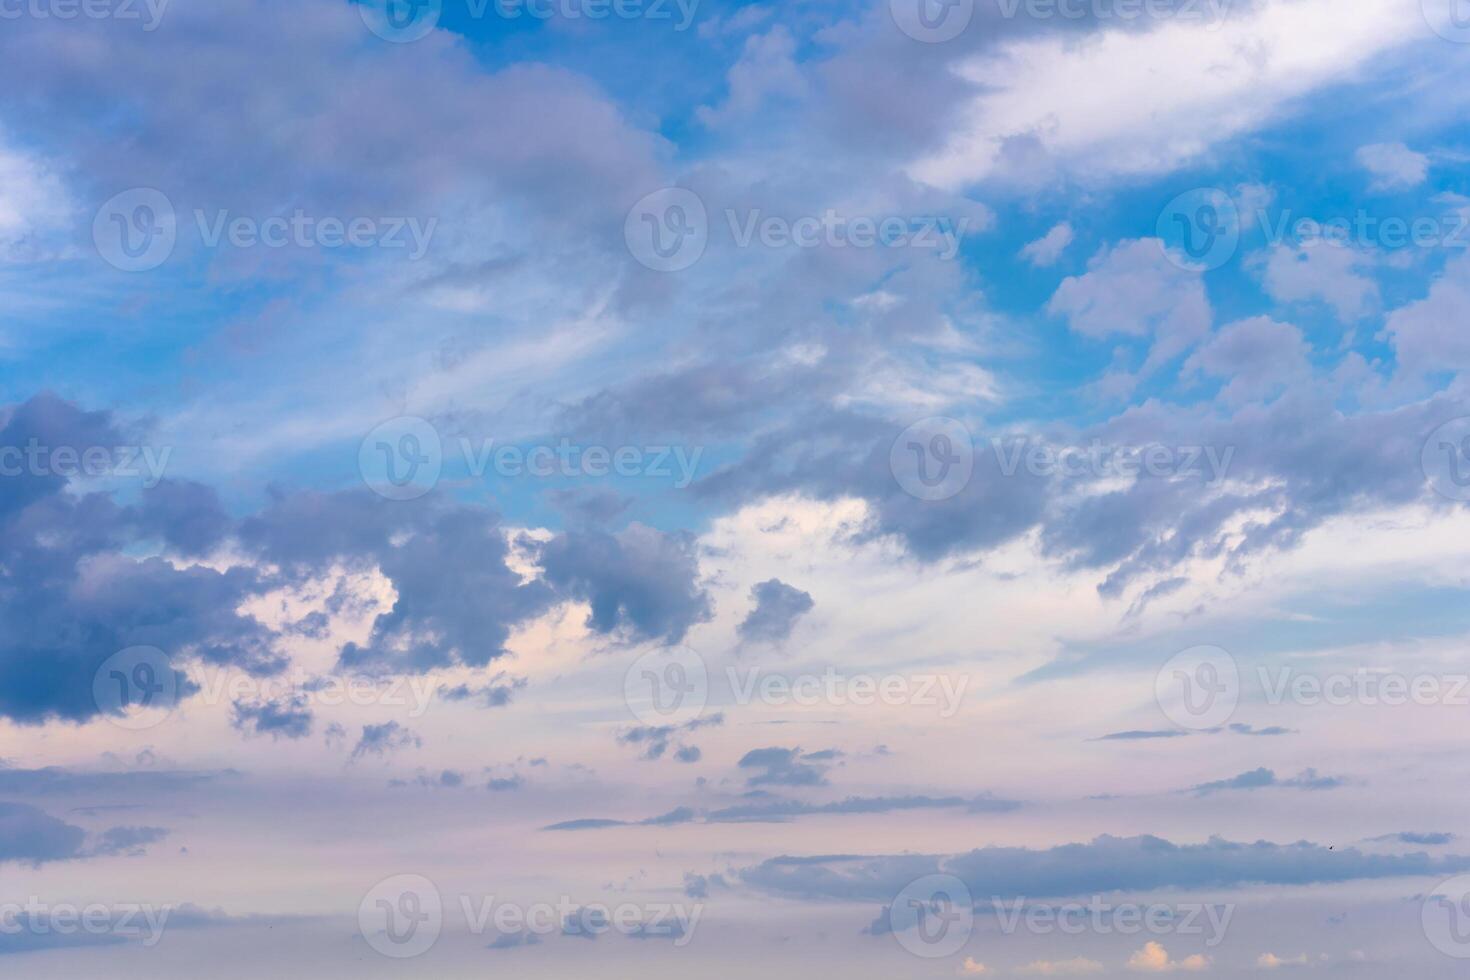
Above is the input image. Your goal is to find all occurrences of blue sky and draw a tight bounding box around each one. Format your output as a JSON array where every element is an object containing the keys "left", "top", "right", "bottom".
[{"left": 2, "top": 0, "right": 1470, "bottom": 975}]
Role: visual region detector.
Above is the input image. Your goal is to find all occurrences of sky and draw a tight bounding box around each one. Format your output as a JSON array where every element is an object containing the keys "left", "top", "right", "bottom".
[{"left": 1, "top": 0, "right": 1470, "bottom": 975}]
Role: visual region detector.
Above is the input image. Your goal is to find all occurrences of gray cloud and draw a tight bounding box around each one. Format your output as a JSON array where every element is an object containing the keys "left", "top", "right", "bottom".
[{"left": 737, "top": 578, "right": 815, "bottom": 645}]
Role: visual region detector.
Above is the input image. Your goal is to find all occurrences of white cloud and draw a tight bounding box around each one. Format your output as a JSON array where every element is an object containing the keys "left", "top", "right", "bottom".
[
  {"left": 1259, "top": 242, "right": 1379, "bottom": 321},
  {"left": 0, "top": 135, "right": 71, "bottom": 261},
  {"left": 910, "top": 0, "right": 1420, "bottom": 188},
  {"left": 1356, "top": 141, "right": 1430, "bottom": 189},
  {"left": 1256, "top": 952, "right": 1309, "bottom": 968},
  {"left": 1048, "top": 238, "right": 1212, "bottom": 391},
  {"left": 960, "top": 958, "right": 992, "bottom": 975},
  {"left": 1021, "top": 221, "right": 1075, "bottom": 267},
  {"left": 698, "top": 25, "right": 808, "bottom": 127},
  {"left": 1128, "top": 941, "right": 1210, "bottom": 972}
]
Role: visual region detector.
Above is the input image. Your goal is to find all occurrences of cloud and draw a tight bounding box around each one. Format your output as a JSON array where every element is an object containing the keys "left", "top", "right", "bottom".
[
  {"left": 440, "top": 674, "right": 527, "bottom": 709},
  {"left": 1256, "top": 952, "right": 1309, "bottom": 969},
  {"left": 960, "top": 959, "right": 992, "bottom": 975},
  {"left": 1356, "top": 142, "right": 1430, "bottom": 190},
  {"left": 910, "top": 0, "right": 1419, "bottom": 187},
  {"left": 0, "top": 394, "right": 278, "bottom": 725},
  {"left": 1048, "top": 239, "right": 1212, "bottom": 392},
  {"left": 1259, "top": 244, "right": 1378, "bottom": 321},
  {"left": 618, "top": 714, "right": 725, "bottom": 762},
  {"left": 349, "top": 722, "right": 421, "bottom": 761},
  {"left": 737, "top": 834, "right": 1470, "bottom": 903},
  {"left": 1189, "top": 768, "right": 1345, "bottom": 796},
  {"left": 1127, "top": 941, "right": 1209, "bottom": 972},
  {"left": 698, "top": 25, "right": 807, "bottom": 127},
  {"left": 1181, "top": 317, "right": 1311, "bottom": 406},
  {"left": 0, "top": 802, "right": 164, "bottom": 865},
  {"left": 738, "top": 746, "right": 839, "bottom": 787},
  {"left": 737, "top": 578, "right": 815, "bottom": 645},
  {"left": 231, "top": 694, "right": 313, "bottom": 740},
  {"left": 538, "top": 523, "right": 713, "bottom": 644},
  {"left": 1020, "top": 222, "right": 1074, "bottom": 267}
]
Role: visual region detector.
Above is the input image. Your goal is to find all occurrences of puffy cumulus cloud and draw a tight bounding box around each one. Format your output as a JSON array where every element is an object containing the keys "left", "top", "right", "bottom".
[
  {"left": 0, "top": 394, "right": 278, "bottom": 725},
  {"left": 737, "top": 835, "right": 1470, "bottom": 904},
  {"left": 1181, "top": 317, "right": 1311, "bottom": 406},
  {"left": 960, "top": 958, "right": 992, "bottom": 975},
  {"left": 697, "top": 25, "right": 808, "bottom": 127},
  {"left": 1127, "top": 942, "right": 1209, "bottom": 972},
  {"left": 1382, "top": 248, "right": 1470, "bottom": 375},
  {"left": 736, "top": 578, "right": 814, "bottom": 645},
  {"left": 240, "top": 490, "right": 556, "bottom": 673},
  {"left": 1256, "top": 952, "right": 1309, "bottom": 968},
  {"left": 537, "top": 523, "right": 713, "bottom": 645},
  {"left": 1258, "top": 244, "right": 1379, "bottom": 322},
  {"left": 1356, "top": 142, "right": 1430, "bottom": 190},
  {"left": 1048, "top": 239, "right": 1212, "bottom": 394}
]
